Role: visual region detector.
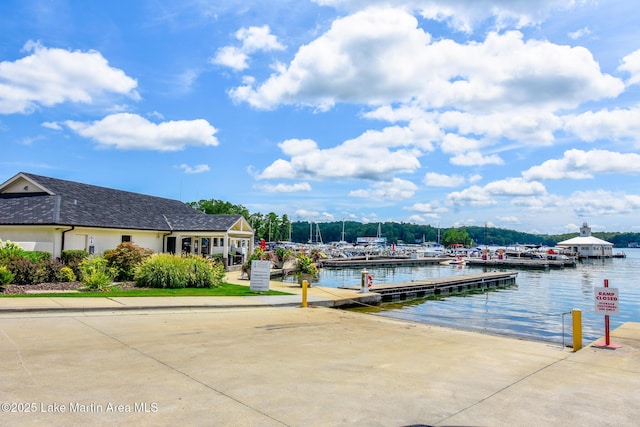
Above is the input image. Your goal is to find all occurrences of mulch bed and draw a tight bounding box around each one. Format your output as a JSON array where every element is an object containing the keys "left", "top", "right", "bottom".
[{"left": 1, "top": 281, "right": 140, "bottom": 294}]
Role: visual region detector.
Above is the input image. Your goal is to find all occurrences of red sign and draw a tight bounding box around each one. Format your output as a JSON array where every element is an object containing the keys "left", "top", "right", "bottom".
[{"left": 594, "top": 287, "right": 619, "bottom": 316}]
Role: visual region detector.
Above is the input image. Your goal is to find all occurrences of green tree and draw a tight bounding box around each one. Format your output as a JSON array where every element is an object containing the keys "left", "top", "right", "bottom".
[
  {"left": 187, "top": 199, "right": 250, "bottom": 219},
  {"left": 441, "top": 227, "right": 474, "bottom": 248}
]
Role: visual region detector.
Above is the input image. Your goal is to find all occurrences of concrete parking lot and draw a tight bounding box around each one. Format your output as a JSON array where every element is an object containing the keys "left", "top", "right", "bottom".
[{"left": 1, "top": 304, "right": 639, "bottom": 426}]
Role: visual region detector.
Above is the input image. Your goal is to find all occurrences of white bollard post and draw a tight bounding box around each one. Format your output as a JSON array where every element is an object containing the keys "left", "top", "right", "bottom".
[{"left": 361, "top": 269, "right": 368, "bottom": 293}]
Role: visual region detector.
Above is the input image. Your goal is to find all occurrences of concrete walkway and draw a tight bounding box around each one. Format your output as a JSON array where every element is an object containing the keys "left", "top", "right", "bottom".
[{"left": 1, "top": 273, "right": 639, "bottom": 426}]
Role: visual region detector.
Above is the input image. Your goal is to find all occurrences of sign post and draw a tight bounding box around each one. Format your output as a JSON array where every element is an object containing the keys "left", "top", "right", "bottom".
[
  {"left": 593, "top": 279, "right": 621, "bottom": 349},
  {"left": 249, "top": 260, "right": 271, "bottom": 292}
]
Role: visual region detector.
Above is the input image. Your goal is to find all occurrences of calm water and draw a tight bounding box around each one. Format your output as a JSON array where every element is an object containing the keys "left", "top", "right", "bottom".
[{"left": 279, "top": 249, "right": 640, "bottom": 344}]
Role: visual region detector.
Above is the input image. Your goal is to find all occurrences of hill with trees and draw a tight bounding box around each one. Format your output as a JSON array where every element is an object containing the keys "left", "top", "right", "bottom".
[{"left": 188, "top": 199, "right": 639, "bottom": 248}]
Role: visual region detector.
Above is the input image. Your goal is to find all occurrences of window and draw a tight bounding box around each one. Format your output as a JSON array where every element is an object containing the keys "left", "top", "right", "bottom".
[{"left": 122, "top": 235, "right": 132, "bottom": 243}]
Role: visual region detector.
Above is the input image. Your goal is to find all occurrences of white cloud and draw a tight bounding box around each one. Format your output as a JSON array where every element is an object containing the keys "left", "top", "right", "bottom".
[
  {"left": 450, "top": 151, "right": 504, "bottom": 166},
  {"left": 314, "top": 0, "right": 577, "bottom": 32},
  {"left": 236, "top": 25, "right": 285, "bottom": 53},
  {"left": 484, "top": 178, "right": 546, "bottom": 196},
  {"left": 563, "top": 106, "right": 640, "bottom": 144},
  {"left": 618, "top": 49, "right": 640, "bottom": 86},
  {"left": 349, "top": 178, "right": 418, "bottom": 201},
  {"left": 568, "top": 27, "right": 591, "bottom": 40},
  {"left": 438, "top": 109, "right": 561, "bottom": 146},
  {"left": 424, "top": 172, "right": 465, "bottom": 187},
  {"left": 257, "top": 128, "right": 425, "bottom": 181},
  {"left": 570, "top": 190, "right": 640, "bottom": 218},
  {"left": 447, "top": 185, "right": 495, "bottom": 207},
  {"left": 295, "top": 209, "right": 334, "bottom": 221},
  {"left": 212, "top": 25, "right": 284, "bottom": 71},
  {"left": 446, "top": 177, "right": 546, "bottom": 207},
  {"left": 496, "top": 216, "right": 520, "bottom": 224},
  {"left": 522, "top": 149, "right": 640, "bottom": 180},
  {"left": 230, "top": 9, "right": 622, "bottom": 112},
  {"left": 0, "top": 41, "right": 138, "bottom": 114},
  {"left": 405, "top": 202, "right": 448, "bottom": 214},
  {"left": 406, "top": 214, "right": 440, "bottom": 223},
  {"left": 178, "top": 164, "right": 210, "bottom": 174},
  {"left": 212, "top": 46, "right": 249, "bottom": 71},
  {"left": 41, "top": 121, "right": 62, "bottom": 130},
  {"left": 258, "top": 182, "right": 312, "bottom": 193},
  {"left": 64, "top": 113, "right": 219, "bottom": 151}
]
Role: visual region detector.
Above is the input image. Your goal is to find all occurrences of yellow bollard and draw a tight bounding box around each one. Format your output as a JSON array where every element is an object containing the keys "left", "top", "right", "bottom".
[
  {"left": 302, "top": 280, "right": 308, "bottom": 308},
  {"left": 572, "top": 309, "right": 582, "bottom": 351}
]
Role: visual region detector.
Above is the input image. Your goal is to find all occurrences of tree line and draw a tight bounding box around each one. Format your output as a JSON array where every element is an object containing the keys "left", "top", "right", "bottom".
[{"left": 188, "top": 199, "right": 639, "bottom": 248}]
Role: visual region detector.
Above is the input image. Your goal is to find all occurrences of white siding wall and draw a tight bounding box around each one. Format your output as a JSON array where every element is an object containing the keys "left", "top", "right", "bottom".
[
  {"left": 0, "top": 226, "right": 59, "bottom": 256},
  {"left": 1, "top": 226, "right": 164, "bottom": 258},
  {"left": 66, "top": 228, "right": 163, "bottom": 255}
]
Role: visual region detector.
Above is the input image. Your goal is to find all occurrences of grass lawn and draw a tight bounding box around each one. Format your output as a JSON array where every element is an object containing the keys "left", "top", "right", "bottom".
[{"left": 0, "top": 282, "right": 292, "bottom": 298}]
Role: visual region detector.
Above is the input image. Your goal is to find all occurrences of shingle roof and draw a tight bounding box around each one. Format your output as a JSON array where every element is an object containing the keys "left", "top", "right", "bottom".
[{"left": 0, "top": 172, "right": 242, "bottom": 232}]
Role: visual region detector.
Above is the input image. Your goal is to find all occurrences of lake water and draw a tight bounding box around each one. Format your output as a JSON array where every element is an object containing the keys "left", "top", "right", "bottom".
[{"left": 279, "top": 249, "right": 640, "bottom": 344}]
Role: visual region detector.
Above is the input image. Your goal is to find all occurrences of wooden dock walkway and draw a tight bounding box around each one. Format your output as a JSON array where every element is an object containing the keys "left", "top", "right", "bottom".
[{"left": 338, "top": 271, "right": 517, "bottom": 302}]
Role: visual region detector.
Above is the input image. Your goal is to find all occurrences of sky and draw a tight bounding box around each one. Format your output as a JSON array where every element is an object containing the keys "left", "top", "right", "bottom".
[{"left": 2, "top": 0, "right": 640, "bottom": 235}]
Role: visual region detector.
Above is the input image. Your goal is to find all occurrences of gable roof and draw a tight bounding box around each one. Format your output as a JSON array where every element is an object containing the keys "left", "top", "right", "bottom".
[{"left": 0, "top": 172, "right": 246, "bottom": 232}]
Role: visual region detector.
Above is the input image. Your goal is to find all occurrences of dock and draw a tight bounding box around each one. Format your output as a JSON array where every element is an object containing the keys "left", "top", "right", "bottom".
[
  {"left": 320, "top": 256, "right": 442, "bottom": 268},
  {"left": 466, "top": 257, "right": 576, "bottom": 269},
  {"left": 339, "top": 271, "right": 517, "bottom": 302}
]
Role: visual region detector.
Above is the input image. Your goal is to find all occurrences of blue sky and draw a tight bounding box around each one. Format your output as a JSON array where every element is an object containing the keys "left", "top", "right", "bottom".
[{"left": 2, "top": 0, "right": 640, "bottom": 234}]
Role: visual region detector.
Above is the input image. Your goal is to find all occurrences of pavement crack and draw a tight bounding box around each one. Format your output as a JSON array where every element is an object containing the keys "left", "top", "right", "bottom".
[
  {"left": 434, "top": 357, "right": 567, "bottom": 425},
  {"left": 1, "top": 327, "right": 36, "bottom": 384}
]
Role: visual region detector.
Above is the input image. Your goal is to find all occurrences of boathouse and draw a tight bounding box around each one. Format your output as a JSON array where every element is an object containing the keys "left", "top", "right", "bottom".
[{"left": 557, "top": 222, "right": 613, "bottom": 258}]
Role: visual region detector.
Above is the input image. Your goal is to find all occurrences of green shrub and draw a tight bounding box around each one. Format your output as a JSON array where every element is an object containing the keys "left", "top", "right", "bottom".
[
  {"left": 104, "top": 242, "right": 153, "bottom": 281},
  {"left": 0, "top": 239, "right": 26, "bottom": 266},
  {"left": 0, "top": 266, "right": 14, "bottom": 286},
  {"left": 24, "top": 251, "right": 52, "bottom": 263},
  {"left": 61, "top": 250, "right": 88, "bottom": 278},
  {"left": 58, "top": 266, "right": 76, "bottom": 282},
  {"left": 6, "top": 257, "right": 47, "bottom": 285},
  {"left": 135, "top": 254, "right": 187, "bottom": 288},
  {"left": 79, "top": 257, "right": 116, "bottom": 291},
  {"left": 39, "top": 258, "right": 64, "bottom": 283},
  {"left": 183, "top": 256, "right": 225, "bottom": 288},
  {"left": 135, "top": 254, "right": 225, "bottom": 289}
]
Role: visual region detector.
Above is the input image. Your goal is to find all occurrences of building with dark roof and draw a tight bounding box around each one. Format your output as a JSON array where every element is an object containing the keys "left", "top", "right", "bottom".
[{"left": 0, "top": 172, "right": 254, "bottom": 268}]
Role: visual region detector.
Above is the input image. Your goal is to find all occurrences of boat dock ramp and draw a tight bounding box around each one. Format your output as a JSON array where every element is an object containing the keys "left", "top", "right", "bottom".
[{"left": 339, "top": 271, "right": 517, "bottom": 302}]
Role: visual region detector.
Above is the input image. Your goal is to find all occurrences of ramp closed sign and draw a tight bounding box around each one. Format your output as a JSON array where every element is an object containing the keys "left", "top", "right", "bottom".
[{"left": 594, "top": 287, "right": 619, "bottom": 316}]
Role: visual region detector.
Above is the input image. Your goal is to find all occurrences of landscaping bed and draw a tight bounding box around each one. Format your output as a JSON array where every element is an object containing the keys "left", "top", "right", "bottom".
[{"left": 1, "top": 281, "right": 139, "bottom": 294}]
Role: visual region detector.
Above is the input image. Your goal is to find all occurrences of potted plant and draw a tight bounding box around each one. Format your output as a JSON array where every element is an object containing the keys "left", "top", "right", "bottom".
[
  {"left": 293, "top": 252, "right": 319, "bottom": 286},
  {"left": 271, "top": 247, "right": 294, "bottom": 269}
]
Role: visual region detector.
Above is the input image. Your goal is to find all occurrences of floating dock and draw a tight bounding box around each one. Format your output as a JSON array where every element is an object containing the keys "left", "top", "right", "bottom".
[
  {"left": 465, "top": 258, "right": 576, "bottom": 269},
  {"left": 339, "top": 271, "right": 517, "bottom": 302},
  {"left": 320, "top": 256, "right": 442, "bottom": 268}
]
